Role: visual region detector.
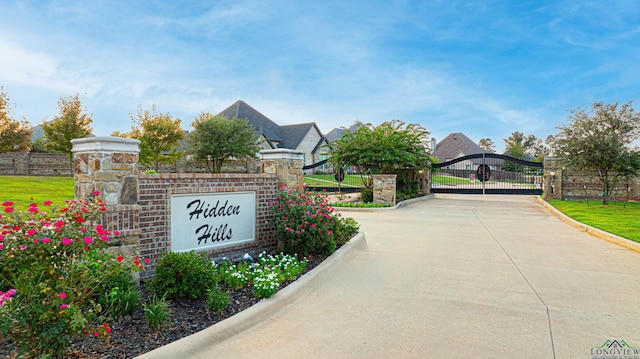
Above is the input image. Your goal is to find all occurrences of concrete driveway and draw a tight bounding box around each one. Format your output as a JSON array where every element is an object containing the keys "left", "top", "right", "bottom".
[{"left": 140, "top": 194, "right": 640, "bottom": 359}]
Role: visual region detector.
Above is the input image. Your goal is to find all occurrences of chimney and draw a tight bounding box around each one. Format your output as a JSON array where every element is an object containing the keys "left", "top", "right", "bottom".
[{"left": 430, "top": 137, "right": 437, "bottom": 152}]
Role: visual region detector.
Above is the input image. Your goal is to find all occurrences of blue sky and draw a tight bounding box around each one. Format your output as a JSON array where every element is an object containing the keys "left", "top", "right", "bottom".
[{"left": 1, "top": 0, "right": 639, "bottom": 153}]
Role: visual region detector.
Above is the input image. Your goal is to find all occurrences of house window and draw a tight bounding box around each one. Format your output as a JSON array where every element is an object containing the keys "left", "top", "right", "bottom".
[
  {"left": 466, "top": 165, "right": 471, "bottom": 170},
  {"left": 450, "top": 165, "right": 456, "bottom": 170}
]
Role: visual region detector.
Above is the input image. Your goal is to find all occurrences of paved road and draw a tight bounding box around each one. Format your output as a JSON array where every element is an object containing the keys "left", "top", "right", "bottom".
[{"left": 141, "top": 194, "right": 640, "bottom": 359}]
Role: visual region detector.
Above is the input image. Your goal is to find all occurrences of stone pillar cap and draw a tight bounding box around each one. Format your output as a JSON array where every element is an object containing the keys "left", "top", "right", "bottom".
[
  {"left": 72, "top": 136, "right": 141, "bottom": 154},
  {"left": 260, "top": 149, "right": 304, "bottom": 160}
]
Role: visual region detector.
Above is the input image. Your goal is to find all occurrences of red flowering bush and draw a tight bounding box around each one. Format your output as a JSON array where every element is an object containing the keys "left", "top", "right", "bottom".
[
  {"left": 0, "top": 193, "right": 146, "bottom": 358},
  {"left": 270, "top": 185, "right": 356, "bottom": 256}
]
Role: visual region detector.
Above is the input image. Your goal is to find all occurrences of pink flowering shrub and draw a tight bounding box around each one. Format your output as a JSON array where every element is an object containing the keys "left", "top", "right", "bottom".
[
  {"left": 0, "top": 194, "right": 145, "bottom": 358},
  {"left": 270, "top": 185, "right": 357, "bottom": 256}
]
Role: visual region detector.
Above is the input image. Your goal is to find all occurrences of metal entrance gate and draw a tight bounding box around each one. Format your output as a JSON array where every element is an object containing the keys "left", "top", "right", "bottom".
[{"left": 431, "top": 153, "right": 543, "bottom": 195}]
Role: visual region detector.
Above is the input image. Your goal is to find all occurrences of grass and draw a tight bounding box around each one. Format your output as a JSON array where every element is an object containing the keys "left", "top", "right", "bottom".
[
  {"left": 304, "top": 174, "right": 364, "bottom": 188},
  {"left": 0, "top": 176, "right": 75, "bottom": 210},
  {"left": 547, "top": 200, "right": 640, "bottom": 242}
]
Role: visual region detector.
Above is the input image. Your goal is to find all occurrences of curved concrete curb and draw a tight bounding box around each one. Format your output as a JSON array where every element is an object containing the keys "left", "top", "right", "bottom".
[
  {"left": 336, "top": 193, "right": 434, "bottom": 212},
  {"left": 136, "top": 232, "right": 368, "bottom": 359},
  {"left": 535, "top": 196, "right": 640, "bottom": 253}
]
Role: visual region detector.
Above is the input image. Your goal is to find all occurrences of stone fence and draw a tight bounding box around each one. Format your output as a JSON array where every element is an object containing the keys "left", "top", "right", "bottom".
[
  {"left": 0, "top": 152, "right": 71, "bottom": 176},
  {"left": 543, "top": 157, "right": 640, "bottom": 202}
]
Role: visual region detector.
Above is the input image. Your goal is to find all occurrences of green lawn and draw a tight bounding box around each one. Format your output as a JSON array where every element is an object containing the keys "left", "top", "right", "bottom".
[
  {"left": 304, "top": 174, "right": 364, "bottom": 188},
  {"left": 432, "top": 175, "right": 473, "bottom": 185},
  {"left": 547, "top": 200, "right": 640, "bottom": 242},
  {"left": 0, "top": 176, "right": 75, "bottom": 210}
]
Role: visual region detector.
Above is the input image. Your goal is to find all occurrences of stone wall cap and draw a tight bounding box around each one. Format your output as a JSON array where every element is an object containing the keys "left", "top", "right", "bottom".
[
  {"left": 260, "top": 149, "right": 304, "bottom": 160},
  {"left": 72, "top": 137, "right": 141, "bottom": 154},
  {"left": 372, "top": 174, "right": 398, "bottom": 178}
]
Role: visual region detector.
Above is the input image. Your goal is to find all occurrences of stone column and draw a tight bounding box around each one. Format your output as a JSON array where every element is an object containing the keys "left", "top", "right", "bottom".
[
  {"left": 71, "top": 136, "right": 141, "bottom": 253},
  {"left": 373, "top": 174, "right": 397, "bottom": 206},
  {"left": 543, "top": 157, "right": 563, "bottom": 200},
  {"left": 260, "top": 149, "right": 304, "bottom": 190},
  {"left": 419, "top": 167, "right": 431, "bottom": 196}
]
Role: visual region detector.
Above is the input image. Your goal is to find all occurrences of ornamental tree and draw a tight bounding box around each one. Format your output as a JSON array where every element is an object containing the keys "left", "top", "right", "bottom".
[
  {"left": 548, "top": 101, "right": 640, "bottom": 205},
  {"left": 0, "top": 88, "right": 33, "bottom": 153},
  {"left": 41, "top": 93, "right": 92, "bottom": 165},
  {"left": 478, "top": 138, "right": 495, "bottom": 152},
  {"left": 503, "top": 131, "right": 549, "bottom": 162},
  {"left": 328, "top": 120, "right": 430, "bottom": 188},
  {"left": 187, "top": 113, "right": 259, "bottom": 173},
  {"left": 112, "top": 105, "right": 184, "bottom": 172}
]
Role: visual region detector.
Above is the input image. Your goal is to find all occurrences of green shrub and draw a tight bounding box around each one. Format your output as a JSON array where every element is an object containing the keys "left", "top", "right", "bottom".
[
  {"left": 206, "top": 285, "right": 230, "bottom": 313},
  {"left": 151, "top": 251, "right": 217, "bottom": 299},
  {"left": 144, "top": 295, "right": 172, "bottom": 330},
  {"left": 360, "top": 188, "right": 373, "bottom": 203},
  {"left": 92, "top": 257, "right": 140, "bottom": 319},
  {"left": 335, "top": 217, "right": 360, "bottom": 245}
]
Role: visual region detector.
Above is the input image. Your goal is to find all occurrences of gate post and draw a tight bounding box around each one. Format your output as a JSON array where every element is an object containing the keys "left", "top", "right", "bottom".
[
  {"left": 373, "top": 174, "right": 397, "bottom": 206},
  {"left": 71, "top": 136, "right": 142, "bottom": 255},
  {"left": 419, "top": 167, "right": 431, "bottom": 196},
  {"left": 260, "top": 149, "right": 305, "bottom": 189},
  {"left": 543, "top": 157, "right": 562, "bottom": 200}
]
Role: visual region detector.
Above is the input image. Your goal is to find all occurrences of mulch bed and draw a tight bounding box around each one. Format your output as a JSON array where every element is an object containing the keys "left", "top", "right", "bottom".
[{"left": 1, "top": 254, "right": 327, "bottom": 359}]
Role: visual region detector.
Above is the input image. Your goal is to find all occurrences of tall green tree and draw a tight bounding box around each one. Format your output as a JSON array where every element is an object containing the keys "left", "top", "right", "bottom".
[
  {"left": 187, "top": 113, "right": 259, "bottom": 173},
  {"left": 328, "top": 120, "right": 430, "bottom": 188},
  {"left": 503, "top": 131, "right": 548, "bottom": 161},
  {"left": 549, "top": 101, "right": 640, "bottom": 205},
  {"left": 0, "top": 88, "right": 32, "bottom": 152},
  {"left": 41, "top": 93, "right": 92, "bottom": 165},
  {"left": 478, "top": 138, "right": 495, "bottom": 152},
  {"left": 112, "top": 105, "right": 184, "bottom": 172}
]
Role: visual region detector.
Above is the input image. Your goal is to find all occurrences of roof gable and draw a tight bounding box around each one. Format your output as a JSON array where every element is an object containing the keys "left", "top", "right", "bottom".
[
  {"left": 218, "top": 100, "right": 283, "bottom": 142},
  {"left": 432, "top": 132, "right": 491, "bottom": 162},
  {"left": 325, "top": 123, "right": 359, "bottom": 142},
  {"left": 279, "top": 122, "right": 322, "bottom": 149}
]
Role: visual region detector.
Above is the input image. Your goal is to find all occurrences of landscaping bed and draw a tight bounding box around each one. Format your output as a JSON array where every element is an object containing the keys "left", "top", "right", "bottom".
[{"left": 1, "top": 254, "right": 327, "bottom": 359}]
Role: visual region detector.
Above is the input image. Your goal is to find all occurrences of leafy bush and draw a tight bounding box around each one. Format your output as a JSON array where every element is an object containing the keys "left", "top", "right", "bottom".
[
  {"left": 0, "top": 194, "right": 145, "bottom": 358},
  {"left": 144, "top": 295, "right": 172, "bottom": 330},
  {"left": 92, "top": 254, "right": 141, "bottom": 319},
  {"left": 270, "top": 185, "right": 346, "bottom": 256},
  {"left": 151, "top": 251, "right": 217, "bottom": 299},
  {"left": 334, "top": 217, "right": 360, "bottom": 245},
  {"left": 360, "top": 187, "right": 373, "bottom": 203},
  {"left": 206, "top": 285, "right": 230, "bottom": 313}
]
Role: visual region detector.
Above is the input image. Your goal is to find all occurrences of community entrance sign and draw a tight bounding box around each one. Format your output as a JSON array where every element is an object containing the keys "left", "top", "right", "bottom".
[
  {"left": 431, "top": 153, "right": 543, "bottom": 195},
  {"left": 170, "top": 192, "right": 256, "bottom": 252}
]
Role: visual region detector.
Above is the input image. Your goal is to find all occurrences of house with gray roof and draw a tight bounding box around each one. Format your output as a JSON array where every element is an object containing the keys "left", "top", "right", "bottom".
[
  {"left": 432, "top": 132, "right": 494, "bottom": 170},
  {"left": 218, "top": 100, "right": 329, "bottom": 170},
  {"left": 325, "top": 123, "right": 360, "bottom": 143}
]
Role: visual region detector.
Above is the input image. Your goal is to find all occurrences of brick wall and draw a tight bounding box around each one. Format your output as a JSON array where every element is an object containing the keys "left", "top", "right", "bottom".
[
  {"left": 0, "top": 152, "right": 71, "bottom": 176},
  {"left": 137, "top": 173, "right": 279, "bottom": 277}
]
